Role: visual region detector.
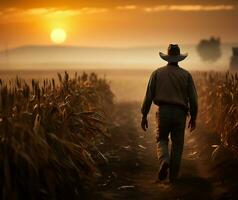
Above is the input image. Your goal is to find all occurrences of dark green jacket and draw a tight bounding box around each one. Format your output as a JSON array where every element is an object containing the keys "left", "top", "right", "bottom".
[{"left": 141, "top": 64, "right": 198, "bottom": 120}]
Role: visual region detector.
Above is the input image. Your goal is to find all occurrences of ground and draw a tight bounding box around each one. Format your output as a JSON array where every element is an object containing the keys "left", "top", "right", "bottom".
[{"left": 92, "top": 102, "right": 238, "bottom": 200}]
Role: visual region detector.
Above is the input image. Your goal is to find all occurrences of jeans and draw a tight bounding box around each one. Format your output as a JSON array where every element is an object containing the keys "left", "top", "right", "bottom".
[{"left": 156, "top": 104, "right": 187, "bottom": 181}]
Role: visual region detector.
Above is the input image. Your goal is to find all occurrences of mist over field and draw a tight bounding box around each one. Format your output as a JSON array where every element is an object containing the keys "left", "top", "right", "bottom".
[
  {"left": 0, "top": 69, "right": 150, "bottom": 103},
  {"left": 0, "top": 43, "right": 236, "bottom": 71},
  {"left": 1, "top": 42, "right": 237, "bottom": 102}
]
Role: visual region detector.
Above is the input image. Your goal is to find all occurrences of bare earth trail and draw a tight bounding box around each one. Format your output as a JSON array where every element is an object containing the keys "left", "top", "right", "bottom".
[{"left": 94, "top": 102, "right": 224, "bottom": 200}]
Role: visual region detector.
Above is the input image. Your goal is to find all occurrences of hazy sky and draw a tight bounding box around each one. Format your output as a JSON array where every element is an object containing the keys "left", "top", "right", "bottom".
[{"left": 0, "top": 0, "right": 238, "bottom": 48}]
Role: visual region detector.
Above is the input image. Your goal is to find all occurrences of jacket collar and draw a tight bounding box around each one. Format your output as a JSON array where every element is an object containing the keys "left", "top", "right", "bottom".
[{"left": 167, "top": 63, "right": 179, "bottom": 67}]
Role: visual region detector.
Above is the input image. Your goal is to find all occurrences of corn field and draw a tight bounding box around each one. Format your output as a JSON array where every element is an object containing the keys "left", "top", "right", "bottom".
[
  {"left": 0, "top": 70, "right": 238, "bottom": 199},
  {"left": 0, "top": 71, "right": 114, "bottom": 200},
  {"left": 195, "top": 71, "right": 238, "bottom": 156}
]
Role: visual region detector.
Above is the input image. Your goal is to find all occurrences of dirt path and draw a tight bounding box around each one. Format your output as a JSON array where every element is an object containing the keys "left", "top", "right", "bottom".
[{"left": 94, "top": 102, "right": 235, "bottom": 200}]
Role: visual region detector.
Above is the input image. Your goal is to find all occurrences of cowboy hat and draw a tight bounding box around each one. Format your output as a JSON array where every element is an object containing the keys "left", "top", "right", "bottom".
[{"left": 159, "top": 44, "right": 188, "bottom": 62}]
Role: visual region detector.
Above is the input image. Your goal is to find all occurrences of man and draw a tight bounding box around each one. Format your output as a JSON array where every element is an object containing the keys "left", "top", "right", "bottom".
[{"left": 141, "top": 44, "right": 198, "bottom": 183}]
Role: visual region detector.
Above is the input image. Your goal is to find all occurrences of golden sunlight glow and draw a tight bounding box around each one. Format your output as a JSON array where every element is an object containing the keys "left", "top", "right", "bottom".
[{"left": 50, "top": 28, "right": 67, "bottom": 44}]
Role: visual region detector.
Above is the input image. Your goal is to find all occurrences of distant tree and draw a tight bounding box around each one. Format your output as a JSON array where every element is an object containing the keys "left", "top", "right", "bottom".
[
  {"left": 230, "top": 48, "right": 238, "bottom": 71},
  {"left": 197, "top": 37, "right": 222, "bottom": 62}
]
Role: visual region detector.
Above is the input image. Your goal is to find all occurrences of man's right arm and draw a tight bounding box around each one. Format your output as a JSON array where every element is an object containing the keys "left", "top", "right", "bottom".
[
  {"left": 141, "top": 71, "right": 156, "bottom": 118},
  {"left": 140, "top": 71, "right": 156, "bottom": 131}
]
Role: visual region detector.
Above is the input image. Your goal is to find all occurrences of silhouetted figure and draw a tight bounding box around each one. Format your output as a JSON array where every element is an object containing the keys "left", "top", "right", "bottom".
[
  {"left": 141, "top": 44, "right": 198, "bottom": 183},
  {"left": 230, "top": 47, "right": 238, "bottom": 70},
  {"left": 197, "top": 37, "right": 221, "bottom": 62}
]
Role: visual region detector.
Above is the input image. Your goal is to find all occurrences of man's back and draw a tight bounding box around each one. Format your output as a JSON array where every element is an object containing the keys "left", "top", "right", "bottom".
[
  {"left": 141, "top": 63, "right": 197, "bottom": 121},
  {"left": 152, "top": 64, "right": 193, "bottom": 109}
]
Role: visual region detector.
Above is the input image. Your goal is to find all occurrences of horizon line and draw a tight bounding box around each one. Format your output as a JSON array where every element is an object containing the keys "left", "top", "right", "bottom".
[{"left": 1, "top": 41, "right": 238, "bottom": 51}]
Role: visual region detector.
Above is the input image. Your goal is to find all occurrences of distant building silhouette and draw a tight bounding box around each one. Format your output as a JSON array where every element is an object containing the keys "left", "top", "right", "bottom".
[
  {"left": 197, "top": 37, "right": 222, "bottom": 62},
  {"left": 230, "top": 47, "right": 238, "bottom": 71}
]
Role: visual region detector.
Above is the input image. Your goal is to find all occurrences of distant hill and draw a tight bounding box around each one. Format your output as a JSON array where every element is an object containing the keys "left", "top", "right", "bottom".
[
  {"left": 0, "top": 44, "right": 236, "bottom": 70},
  {"left": 0, "top": 45, "right": 159, "bottom": 64}
]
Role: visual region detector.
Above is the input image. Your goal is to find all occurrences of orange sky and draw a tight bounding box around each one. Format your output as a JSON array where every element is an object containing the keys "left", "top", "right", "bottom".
[{"left": 0, "top": 0, "right": 238, "bottom": 49}]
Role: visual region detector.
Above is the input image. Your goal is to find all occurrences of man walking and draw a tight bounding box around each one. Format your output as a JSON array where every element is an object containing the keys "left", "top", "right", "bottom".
[{"left": 141, "top": 44, "right": 198, "bottom": 183}]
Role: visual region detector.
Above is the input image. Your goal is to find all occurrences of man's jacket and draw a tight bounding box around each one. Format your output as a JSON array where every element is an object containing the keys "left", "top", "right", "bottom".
[{"left": 141, "top": 63, "right": 198, "bottom": 120}]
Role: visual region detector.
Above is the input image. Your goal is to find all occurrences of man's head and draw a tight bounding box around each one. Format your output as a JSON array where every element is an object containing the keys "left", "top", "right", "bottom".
[
  {"left": 159, "top": 44, "right": 188, "bottom": 63},
  {"left": 168, "top": 44, "right": 180, "bottom": 56}
]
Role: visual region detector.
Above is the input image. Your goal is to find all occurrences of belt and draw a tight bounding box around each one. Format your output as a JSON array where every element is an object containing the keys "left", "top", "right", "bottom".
[{"left": 158, "top": 102, "right": 188, "bottom": 112}]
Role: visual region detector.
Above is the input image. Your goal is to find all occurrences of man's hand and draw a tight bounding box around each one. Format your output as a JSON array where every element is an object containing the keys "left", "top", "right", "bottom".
[
  {"left": 141, "top": 116, "right": 148, "bottom": 131},
  {"left": 188, "top": 118, "right": 196, "bottom": 132}
]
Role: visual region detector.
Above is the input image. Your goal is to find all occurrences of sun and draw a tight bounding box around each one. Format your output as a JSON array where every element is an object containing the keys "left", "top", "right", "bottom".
[{"left": 51, "top": 28, "right": 67, "bottom": 44}]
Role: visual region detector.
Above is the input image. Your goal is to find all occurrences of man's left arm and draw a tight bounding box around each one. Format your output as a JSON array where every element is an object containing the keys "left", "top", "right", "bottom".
[{"left": 188, "top": 74, "right": 198, "bottom": 132}]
